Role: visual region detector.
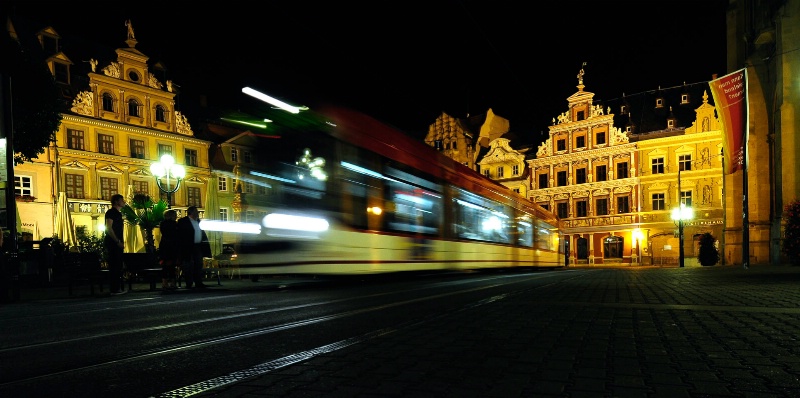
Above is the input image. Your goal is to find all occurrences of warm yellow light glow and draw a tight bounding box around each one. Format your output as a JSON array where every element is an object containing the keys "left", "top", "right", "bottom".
[
  {"left": 670, "top": 203, "right": 694, "bottom": 221},
  {"left": 632, "top": 228, "right": 644, "bottom": 241},
  {"left": 368, "top": 206, "right": 383, "bottom": 215}
]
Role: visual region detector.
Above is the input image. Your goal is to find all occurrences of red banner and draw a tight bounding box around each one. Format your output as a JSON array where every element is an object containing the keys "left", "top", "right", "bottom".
[{"left": 709, "top": 69, "right": 748, "bottom": 174}]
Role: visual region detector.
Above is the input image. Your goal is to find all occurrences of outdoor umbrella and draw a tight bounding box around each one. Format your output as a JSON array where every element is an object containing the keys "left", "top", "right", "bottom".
[
  {"left": 124, "top": 185, "right": 144, "bottom": 253},
  {"left": 54, "top": 191, "right": 77, "bottom": 247},
  {"left": 204, "top": 176, "right": 222, "bottom": 258}
]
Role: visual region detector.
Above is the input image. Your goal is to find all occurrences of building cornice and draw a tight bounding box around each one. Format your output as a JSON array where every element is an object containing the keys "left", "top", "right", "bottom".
[{"left": 62, "top": 114, "right": 211, "bottom": 148}]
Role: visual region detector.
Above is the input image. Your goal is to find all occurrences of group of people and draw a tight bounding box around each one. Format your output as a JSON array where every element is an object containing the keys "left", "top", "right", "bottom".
[{"left": 103, "top": 194, "right": 212, "bottom": 294}]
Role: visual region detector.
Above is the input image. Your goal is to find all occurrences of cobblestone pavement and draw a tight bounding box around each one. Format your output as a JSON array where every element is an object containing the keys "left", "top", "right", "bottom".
[{"left": 190, "top": 265, "right": 800, "bottom": 398}]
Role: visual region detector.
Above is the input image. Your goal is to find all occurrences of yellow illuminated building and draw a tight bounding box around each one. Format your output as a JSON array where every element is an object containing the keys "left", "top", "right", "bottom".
[{"left": 11, "top": 21, "right": 212, "bottom": 248}]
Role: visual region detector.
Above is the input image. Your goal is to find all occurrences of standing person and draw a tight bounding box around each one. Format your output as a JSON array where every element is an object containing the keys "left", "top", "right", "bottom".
[
  {"left": 177, "top": 206, "right": 208, "bottom": 288},
  {"left": 158, "top": 210, "right": 179, "bottom": 291},
  {"left": 104, "top": 194, "right": 126, "bottom": 295}
]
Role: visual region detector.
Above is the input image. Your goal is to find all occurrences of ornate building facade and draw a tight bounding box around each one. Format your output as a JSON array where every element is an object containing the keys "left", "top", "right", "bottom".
[
  {"left": 528, "top": 70, "right": 725, "bottom": 265},
  {"left": 10, "top": 20, "right": 212, "bottom": 247}
]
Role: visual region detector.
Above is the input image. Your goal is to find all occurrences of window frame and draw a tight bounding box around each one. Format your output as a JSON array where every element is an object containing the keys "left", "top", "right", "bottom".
[
  {"left": 595, "top": 198, "right": 608, "bottom": 216},
  {"left": 98, "top": 133, "right": 115, "bottom": 155}
]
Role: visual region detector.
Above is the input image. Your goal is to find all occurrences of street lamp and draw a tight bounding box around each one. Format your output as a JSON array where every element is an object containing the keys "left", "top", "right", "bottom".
[
  {"left": 150, "top": 154, "right": 185, "bottom": 207},
  {"left": 671, "top": 203, "right": 693, "bottom": 267}
]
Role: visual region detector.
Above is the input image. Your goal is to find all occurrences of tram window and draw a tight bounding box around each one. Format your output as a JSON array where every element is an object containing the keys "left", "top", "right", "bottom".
[
  {"left": 382, "top": 164, "right": 443, "bottom": 235},
  {"left": 453, "top": 188, "right": 512, "bottom": 244}
]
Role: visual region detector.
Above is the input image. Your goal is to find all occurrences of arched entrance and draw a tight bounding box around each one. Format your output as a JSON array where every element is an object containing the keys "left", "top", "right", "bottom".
[{"left": 603, "top": 235, "right": 623, "bottom": 259}]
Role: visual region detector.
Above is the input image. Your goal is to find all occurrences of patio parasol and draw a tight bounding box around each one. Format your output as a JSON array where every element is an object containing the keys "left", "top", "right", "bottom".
[
  {"left": 203, "top": 176, "right": 222, "bottom": 258},
  {"left": 53, "top": 191, "right": 77, "bottom": 247},
  {"left": 124, "top": 185, "right": 145, "bottom": 253}
]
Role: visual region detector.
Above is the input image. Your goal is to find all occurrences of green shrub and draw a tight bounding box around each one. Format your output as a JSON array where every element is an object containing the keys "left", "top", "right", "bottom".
[
  {"left": 782, "top": 199, "right": 800, "bottom": 265},
  {"left": 698, "top": 232, "right": 719, "bottom": 266}
]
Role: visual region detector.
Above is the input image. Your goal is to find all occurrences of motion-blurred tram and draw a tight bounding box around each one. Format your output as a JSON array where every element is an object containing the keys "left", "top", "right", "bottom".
[{"left": 201, "top": 100, "right": 566, "bottom": 275}]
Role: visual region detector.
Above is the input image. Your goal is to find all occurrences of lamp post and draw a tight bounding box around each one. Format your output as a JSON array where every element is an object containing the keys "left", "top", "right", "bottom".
[
  {"left": 671, "top": 203, "right": 693, "bottom": 267},
  {"left": 150, "top": 154, "right": 185, "bottom": 208}
]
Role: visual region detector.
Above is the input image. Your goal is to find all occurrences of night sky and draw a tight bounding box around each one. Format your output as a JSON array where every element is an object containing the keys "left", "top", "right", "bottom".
[{"left": 5, "top": 1, "right": 728, "bottom": 146}]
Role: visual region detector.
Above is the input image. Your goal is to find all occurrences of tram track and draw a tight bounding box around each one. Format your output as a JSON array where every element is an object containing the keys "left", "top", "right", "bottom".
[{"left": 0, "top": 270, "right": 580, "bottom": 396}]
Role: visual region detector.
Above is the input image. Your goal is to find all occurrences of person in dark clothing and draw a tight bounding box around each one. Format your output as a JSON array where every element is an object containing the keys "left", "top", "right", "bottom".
[
  {"left": 104, "top": 194, "right": 126, "bottom": 295},
  {"left": 177, "top": 206, "right": 210, "bottom": 288},
  {"left": 158, "top": 209, "right": 179, "bottom": 290}
]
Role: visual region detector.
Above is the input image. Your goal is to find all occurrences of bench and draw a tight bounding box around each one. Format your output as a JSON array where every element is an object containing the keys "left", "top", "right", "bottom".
[{"left": 123, "top": 253, "right": 162, "bottom": 291}]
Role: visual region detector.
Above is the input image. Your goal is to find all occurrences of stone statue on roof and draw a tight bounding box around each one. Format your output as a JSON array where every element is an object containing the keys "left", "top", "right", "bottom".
[{"left": 125, "top": 20, "right": 135, "bottom": 40}]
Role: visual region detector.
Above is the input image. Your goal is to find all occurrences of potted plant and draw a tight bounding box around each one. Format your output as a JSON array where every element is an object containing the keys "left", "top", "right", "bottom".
[
  {"left": 15, "top": 194, "right": 36, "bottom": 202},
  {"left": 120, "top": 194, "right": 168, "bottom": 254},
  {"left": 697, "top": 232, "right": 720, "bottom": 266}
]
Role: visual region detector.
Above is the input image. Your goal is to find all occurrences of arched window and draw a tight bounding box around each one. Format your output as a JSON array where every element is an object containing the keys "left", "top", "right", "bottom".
[
  {"left": 128, "top": 98, "right": 140, "bottom": 117},
  {"left": 155, "top": 105, "right": 166, "bottom": 122},
  {"left": 102, "top": 93, "right": 114, "bottom": 112}
]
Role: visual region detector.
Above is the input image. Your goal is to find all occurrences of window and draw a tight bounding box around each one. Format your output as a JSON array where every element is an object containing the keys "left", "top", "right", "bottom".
[
  {"left": 596, "top": 165, "right": 607, "bottom": 182},
  {"left": 497, "top": 167, "right": 504, "bottom": 178},
  {"left": 596, "top": 132, "right": 606, "bottom": 145},
  {"left": 42, "top": 35, "right": 58, "bottom": 54},
  {"left": 512, "top": 165, "right": 519, "bottom": 176},
  {"left": 54, "top": 62, "right": 69, "bottom": 84},
  {"left": 452, "top": 141, "right": 457, "bottom": 150},
  {"left": 596, "top": 198, "right": 608, "bottom": 216},
  {"left": 127, "top": 99, "right": 140, "bottom": 117},
  {"left": 102, "top": 93, "right": 114, "bottom": 112},
  {"left": 576, "top": 200, "right": 588, "bottom": 217},
  {"left": 245, "top": 182, "right": 254, "bottom": 194},
  {"left": 231, "top": 148, "right": 238, "bottom": 162},
  {"left": 667, "top": 119, "right": 675, "bottom": 128},
  {"left": 130, "top": 139, "right": 145, "bottom": 159},
  {"left": 187, "top": 186, "right": 201, "bottom": 207},
  {"left": 158, "top": 144, "right": 172, "bottom": 157},
  {"left": 99, "top": 177, "right": 118, "bottom": 201},
  {"left": 617, "top": 196, "right": 629, "bottom": 213},
  {"left": 679, "top": 154, "right": 692, "bottom": 171},
  {"left": 576, "top": 136, "right": 585, "bottom": 148},
  {"left": 218, "top": 176, "right": 227, "bottom": 191},
  {"left": 513, "top": 188, "right": 520, "bottom": 194},
  {"left": 652, "top": 193, "right": 665, "bottom": 211},
  {"left": 65, "top": 174, "right": 85, "bottom": 199},
  {"left": 577, "top": 111, "right": 585, "bottom": 121},
  {"left": 98, "top": 134, "right": 115, "bottom": 155},
  {"left": 185, "top": 148, "right": 198, "bottom": 167},
  {"left": 133, "top": 180, "right": 149, "bottom": 195},
  {"left": 483, "top": 168, "right": 490, "bottom": 178},
  {"left": 246, "top": 210, "right": 256, "bottom": 223},
  {"left": 15, "top": 176, "right": 32, "bottom": 196},
  {"left": 621, "top": 105, "right": 628, "bottom": 114},
  {"left": 257, "top": 185, "right": 267, "bottom": 195},
  {"left": 557, "top": 171, "right": 567, "bottom": 186},
  {"left": 556, "top": 202, "right": 568, "bottom": 218},
  {"left": 540, "top": 204, "right": 548, "bottom": 211},
  {"left": 556, "top": 139, "right": 566, "bottom": 151},
  {"left": 651, "top": 158, "right": 664, "bottom": 174},
  {"left": 244, "top": 151, "right": 252, "bottom": 163},
  {"left": 681, "top": 94, "right": 689, "bottom": 104},
  {"left": 656, "top": 98, "right": 664, "bottom": 108},
  {"left": 576, "top": 168, "right": 587, "bottom": 184},
  {"left": 681, "top": 191, "right": 693, "bottom": 207},
  {"left": 538, "top": 173, "right": 548, "bottom": 189},
  {"left": 155, "top": 105, "right": 166, "bottom": 122},
  {"left": 219, "top": 208, "right": 229, "bottom": 222},
  {"left": 67, "top": 129, "right": 84, "bottom": 150},
  {"left": 616, "top": 162, "right": 628, "bottom": 179}
]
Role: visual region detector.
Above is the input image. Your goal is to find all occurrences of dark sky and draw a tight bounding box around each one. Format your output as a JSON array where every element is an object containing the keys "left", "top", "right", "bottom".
[{"left": 6, "top": 1, "right": 728, "bottom": 145}]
